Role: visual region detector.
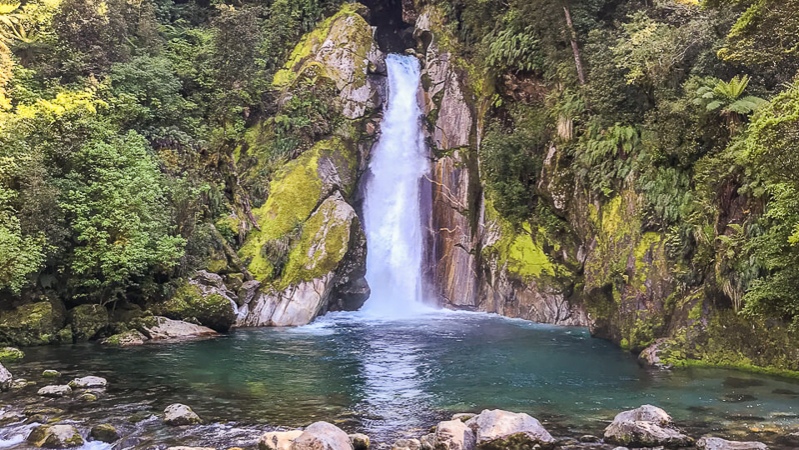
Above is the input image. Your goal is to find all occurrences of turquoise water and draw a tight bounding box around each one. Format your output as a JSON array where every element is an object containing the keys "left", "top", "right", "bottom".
[{"left": 3, "top": 311, "right": 799, "bottom": 448}]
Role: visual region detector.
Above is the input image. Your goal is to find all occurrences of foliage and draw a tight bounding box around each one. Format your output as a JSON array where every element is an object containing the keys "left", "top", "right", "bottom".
[{"left": 693, "top": 75, "right": 766, "bottom": 131}]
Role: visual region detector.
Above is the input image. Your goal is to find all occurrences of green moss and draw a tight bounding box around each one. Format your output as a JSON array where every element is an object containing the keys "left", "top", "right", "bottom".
[
  {"left": 238, "top": 137, "right": 355, "bottom": 282},
  {"left": 0, "top": 347, "right": 24, "bottom": 361},
  {"left": 68, "top": 304, "right": 109, "bottom": 342},
  {"left": 0, "top": 302, "right": 63, "bottom": 347}
]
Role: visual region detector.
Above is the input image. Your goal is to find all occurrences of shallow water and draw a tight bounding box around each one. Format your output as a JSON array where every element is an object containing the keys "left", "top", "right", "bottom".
[{"left": 2, "top": 311, "right": 799, "bottom": 448}]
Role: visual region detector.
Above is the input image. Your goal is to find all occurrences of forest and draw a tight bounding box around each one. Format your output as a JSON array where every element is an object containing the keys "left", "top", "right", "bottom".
[{"left": 1, "top": 0, "right": 799, "bottom": 367}]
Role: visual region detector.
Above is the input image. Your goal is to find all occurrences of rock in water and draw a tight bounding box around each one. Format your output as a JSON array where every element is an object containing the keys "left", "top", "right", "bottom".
[
  {"left": 0, "top": 346, "right": 24, "bottom": 361},
  {"left": 68, "top": 376, "right": 107, "bottom": 389},
  {"left": 27, "top": 424, "right": 84, "bottom": 448},
  {"left": 143, "top": 317, "right": 218, "bottom": 341},
  {"left": 37, "top": 385, "right": 72, "bottom": 397},
  {"left": 638, "top": 339, "right": 672, "bottom": 369},
  {"left": 42, "top": 370, "right": 60, "bottom": 378},
  {"left": 465, "top": 409, "right": 555, "bottom": 450},
  {"left": 259, "top": 430, "right": 304, "bottom": 450},
  {"left": 604, "top": 405, "right": 693, "bottom": 448},
  {"left": 164, "top": 403, "right": 202, "bottom": 426},
  {"left": 90, "top": 424, "right": 119, "bottom": 443},
  {"left": 435, "top": 420, "right": 476, "bottom": 450},
  {"left": 101, "top": 329, "right": 147, "bottom": 346},
  {"left": 391, "top": 439, "right": 421, "bottom": 450},
  {"left": 349, "top": 433, "right": 370, "bottom": 450},
  {"left": 0, "top": 362, "right": 11, "bottom": 391},
  {"left": 696, "top": 437, "right": 768, "bottom": 450},
  {"left": 291, "top": 422, "right": 353, "bottom": 450}
]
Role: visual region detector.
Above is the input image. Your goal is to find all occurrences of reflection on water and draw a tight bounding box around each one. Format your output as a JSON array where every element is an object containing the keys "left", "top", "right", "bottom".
[{"left": 2, "top": 311, "right": 799, "bottom": 448}]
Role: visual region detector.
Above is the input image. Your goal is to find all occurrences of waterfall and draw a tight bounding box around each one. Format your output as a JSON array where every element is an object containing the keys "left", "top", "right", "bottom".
[{"left": 360, "top": 54, "right": 430, "bottom": 317}]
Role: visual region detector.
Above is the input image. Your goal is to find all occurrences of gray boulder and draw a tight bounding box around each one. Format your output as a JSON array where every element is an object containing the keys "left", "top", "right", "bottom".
[
  {"left": 696, "top": 437, "right": 768, "bottom": 450},
  {"left": 465, "top": 409, "right": 555, "bottom": 450},
  {"left": 0, "top": 362, "right": 11, "bottom": 391},
  {"left": 260, "top": 430, "right": 304, "bottom": 450},
  {"left": 37, "top": 385, "right": 72, "bottom": 397},
  {"left": 291, "top": 422, "right": 354, "bottom": 450},
  {"left": 604, "top": 405, "right": 693, "bottom": 448},
  {"left": 69, "top": 376, "right": 107, "bottom": 389},
  {"left": 143, "top": 317, "right": 218, "bottom": 341},
  {"left": 27, "top": 424, "right": 84, "bottom": 448},
  {"left": 163, "top": 403, "right": 202, "bottom": 426},
  {"left": 435, "top": 419, "right": 475, "bottom": 450}
]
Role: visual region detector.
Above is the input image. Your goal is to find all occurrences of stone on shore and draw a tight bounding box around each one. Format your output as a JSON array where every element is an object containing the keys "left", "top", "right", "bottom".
[
  {"left": 465, "top": 409, "right": 555, "bottom": 450},
  {"left": 259, "top": 430, "right": 304, "bottom": 450},
  {"left": 27, "top": 424, "right": 84, "bottom": 448},
  {"left": 291, "top": 421, "right": 353, "bottom": 450},
  {"left": 0, "top": 346, "right": 24, "bottom": 361},
  {"left": 68, "top": 376, "right": 107, "bottom": 389},
  {"left": 37, "top": 385, "right": 72, "bottom": 397},
  {"left": 604, "top": 405, "right": 693, "bottom": 448},
  {"left": 42, "top": 370, "right": 60, "bottom": 378},
  {"left": 0, "top": 362, "right": 11, "bottom": 391},
  {"left": 90, "top": 424, "right": 119, "bottom": 443},
  {"left": 164, "top": 403, "right": 203, "bottom": 426},
  {"left": 696, "top": 437, "right": 768, "bottom": 450},
  {"left": 435, "top": 419, "right": 475, "bottom": 450}
]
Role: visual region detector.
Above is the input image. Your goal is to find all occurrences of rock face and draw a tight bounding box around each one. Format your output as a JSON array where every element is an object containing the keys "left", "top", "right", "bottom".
[
  {"left": 696, "top": 437, "right": 768, "bottom": 450},
  {"left": 68, "top": 376, "right": 107, "bottom": 389},
  {"left": 604, "top": 405, "right": 693, "bottom": 448},
  {"left": 27, "top": 424, "right": 84, "bottom": 448},
  {"left": 37, "top": 385, "right": 72, "bottom": 397},
  {"left": 435, "top": 419, "right": 475, "bottom": 450},
  {"left": 291, "top": 422, "right": 353, "bottom": 450},
  {"left": 67, "top": 304, "right": 108, "bottom": 342},
  {"left": 639, "top": 338, "right": 673, "bottom": 369},
  {"left": 142, "top": 317, "right": 218, "bottom": 341},
  {"left": 464, "top": 409, "right": 555, "bottom": 450},
  {"left": 0, "top": 362, "right": 11, "bottom": 391},
  {"left": 259, "top": 430, "right": 304, "bottom": 450},
  {"left": 163, "top": 403, "right": 202, "bottom": 426}
]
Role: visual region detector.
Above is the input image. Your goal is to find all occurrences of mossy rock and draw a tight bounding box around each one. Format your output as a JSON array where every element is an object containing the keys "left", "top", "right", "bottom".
[
  {"left": 0, "top": 347, "right": 24, "bottom": 362},
  {"left": 90, "top": 423, "right": 119, "bottom": 443},
  {"left": 156, "top": 283, "right": 235, "bottom": 332},
  {"left": 0, "top": 301, "right": 65, "bottom": 347},
  {"left": 68, "top": 304, "right": 109, "bottom": 342}
]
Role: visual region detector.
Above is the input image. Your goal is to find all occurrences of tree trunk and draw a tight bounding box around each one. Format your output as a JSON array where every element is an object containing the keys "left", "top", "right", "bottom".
[{"left": 563, "top": 5, "right": 587, "bottom": 85}]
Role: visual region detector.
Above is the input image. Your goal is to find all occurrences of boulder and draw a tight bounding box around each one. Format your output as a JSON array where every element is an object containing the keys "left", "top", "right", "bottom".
[
  {"left": 349, "top": 433, "right": 370, "bottom": 450},
  {"left": 90, "top": 424, "right": 119, "bottom": 443},
  {"left": 42, "top": 370, "right": 61, "bottom": 378},
  {"left": 38, "top": 385, "right": 72, "bottom": 397},
  {"left": 465, "top": 409, "right": 555, "bottom": 450},
  {"left": 0, "top": 362, "right": 11, "bottom": 391},
  {"left": 696, "top": 437, "right": 768, "bottom": 450},
  {"left": 260, "top": 430, "right": 304, "bottom": 450},
  {"left": 452, "top": 413, "right": 476, "bottom": 423},
  {"left": 0, "top": 346, "right": 24, "bottom": 361},
  {"left": 68, "top": 376, "right": 107, "bottom": 389},
  {"left": 26, "top": 424, "right": 84, "bottom": 448},
  {"left": 101, "top": 329, "right": 147, "bottom": 346},
  {"left": 67, "top": 304, "right": 108, "bottom": 342},
  {"left": 639, "top": 339, "right": 672, "bottom": 369},
  {"left": 604, "top": 405, "right": 693, "bottom": 448},
  {"left": 291, "top": 421, "right": 353, "bottom": 450},
  {"left": 142, "top": 317, "right": 218, "bottom": 341},
  {"left": 157, "top": 274, "right": 237, "bottom": 332},
  {"left": 435, "top": 420, "right": 475, "bottom": 450},
  {"left": 0, "top": 301, "right": 65, "bottom": 347},
  {"left": 164, "top": 403, "right": 202, "bottom": 426}
]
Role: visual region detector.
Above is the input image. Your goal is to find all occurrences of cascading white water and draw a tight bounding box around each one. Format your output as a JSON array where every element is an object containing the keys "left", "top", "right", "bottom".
[{"left": 360, "top": 54, "right": 430, "bottom": 317}]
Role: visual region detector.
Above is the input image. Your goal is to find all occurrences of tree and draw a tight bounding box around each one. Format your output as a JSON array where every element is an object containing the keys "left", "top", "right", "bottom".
[
  {"left": 60, "top": 131, "right": 185, "bottom": 302},
  {"left": 694, "top": 75, "right": 766, "bottom": 132}
]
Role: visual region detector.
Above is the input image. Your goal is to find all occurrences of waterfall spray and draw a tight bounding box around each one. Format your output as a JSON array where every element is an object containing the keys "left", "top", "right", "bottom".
[{"left": 360, "top": 54, "right": 430, "bottom": 317}]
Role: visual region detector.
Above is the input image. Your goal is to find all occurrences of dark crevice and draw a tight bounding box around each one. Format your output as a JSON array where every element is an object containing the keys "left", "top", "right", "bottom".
[{"left": 361, "top": 0, "right": 415, "bottom": 53}]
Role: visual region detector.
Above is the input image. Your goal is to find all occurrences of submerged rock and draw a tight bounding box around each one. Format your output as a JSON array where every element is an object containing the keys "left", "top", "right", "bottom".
[
  {"left": 164, "top": 403, "right": 202, "bottom": 426},
  {"left": 435, "top": 419, "right": 475, "bottom": 450},
  {"left": 291, "top": 421, "right": 353, "bottom": 450},
  {"left": 79, "top": 392, "right": 98, "bottom": 402},
  {"left": 696, "top": 437, "right": 767, "bottom": 450},
  {"left": 11, "top": 378, "right": 31, "bottom": 389},
  {"left": 0, "top": 346, "right": 24, "bottom": 361},
  {"left": 604, "top": 405, "right": 693, "bottom": 448},
  {"left": 42, "top": 370, "right": 60, "bottom": 378},
  {"left": 37, "top": 385, "right": 72, "bottom": 397},
  {"left": 68, "top": 376, "right": 107, "bottom": 389},
  {"left": 0, "top": 362, "right": 11, "bottom": 391},
  {"left": 143, "top": 316, "right": 218, "bottom": 341},
  {"left": 465, "top": 409, "right": 555, "bottom": 450},
  {"left": 349, "top": 434, "right": 370, "bottom": 450},
  {"left": 90, "top": 424, "right": 119, "bottom": 443},
  {"left": 391, "top": 438, "right": 421, "bottom": 450},
  {"left": 259, "top": 430, "right": 304, "bottom": 450},
  {"left": 27, "top": 424, "right": 84, "bottom": 448}
]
